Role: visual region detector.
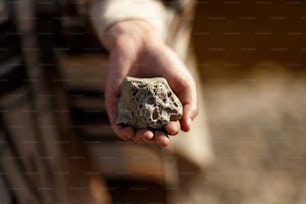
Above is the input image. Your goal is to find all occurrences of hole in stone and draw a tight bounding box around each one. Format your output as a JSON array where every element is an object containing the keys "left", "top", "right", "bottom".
[
  {"left": 152, "top": 109, "right": 158, "bottom": 120},
  {"left": 138, "top": 84, "right": 146, "bottom": 88},
  {"left": 174, "top": 103, "right": 178, "bottom": 107},
  {"left": 170, "top": 115, "right": 178, "bottom": 121},
  {"left": 167, "top": 92, "right": 172, "bottom": 97},
  {"left": 132, "top": 90, "right": 137, "bottom": 96},
  {"left": 147, "top": 97, "right": 155, "bottom": 104}
]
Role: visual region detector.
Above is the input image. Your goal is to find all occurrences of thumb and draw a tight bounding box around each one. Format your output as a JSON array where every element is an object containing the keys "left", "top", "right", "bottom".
[
  {"left": 176, "top": 79, "right": 198, "bottom": 132},
  {"left": 181, "top": 103, "right": 198, "bottom": 131}
]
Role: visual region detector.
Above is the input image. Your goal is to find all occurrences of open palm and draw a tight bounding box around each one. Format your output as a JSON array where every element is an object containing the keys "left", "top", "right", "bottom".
[{"left": 104, "top": 20, "right": 198, "bottom": 147}]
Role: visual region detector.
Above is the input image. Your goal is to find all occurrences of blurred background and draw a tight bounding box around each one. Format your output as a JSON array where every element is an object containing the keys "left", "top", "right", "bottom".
[
  {"left": 188, "top": 1, "right": 306, "bottom": 203},
  {"left": 1, "top": 0, "right": 306, "bottom": 204}
]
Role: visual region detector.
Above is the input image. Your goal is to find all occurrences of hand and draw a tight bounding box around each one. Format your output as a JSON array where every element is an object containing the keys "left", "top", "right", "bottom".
[{"left": 103, "top": 20, "right": 198, "bottom": 147}]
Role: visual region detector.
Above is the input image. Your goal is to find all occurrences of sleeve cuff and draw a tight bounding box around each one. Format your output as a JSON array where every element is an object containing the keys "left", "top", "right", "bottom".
[{"left": 90, "top": 0, "right": 167, "bottom": 46}]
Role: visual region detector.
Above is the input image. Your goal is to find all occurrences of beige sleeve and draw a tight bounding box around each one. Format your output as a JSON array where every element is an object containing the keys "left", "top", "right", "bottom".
[{"left": 89, "top": 0, "right": 168, "bottom": 46}]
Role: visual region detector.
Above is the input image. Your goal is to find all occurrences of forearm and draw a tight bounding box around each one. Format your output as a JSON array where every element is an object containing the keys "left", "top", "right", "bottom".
[{"left": 102, "top": 20, "right": 160, "bottom": 50}]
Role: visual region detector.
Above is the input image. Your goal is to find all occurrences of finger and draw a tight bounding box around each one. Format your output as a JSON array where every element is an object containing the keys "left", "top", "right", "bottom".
[
  {"left": 113, "top": 126, "right": 135, "bottom": 140},
  {"left": 133, "top": 129, "right": 146, "bottom": 143},
  {"left": 136, "top": 129, "right": 154, "bottom": 142},
  {"left": 175, "top": 78, "right": 199, "bottom": 132},
  {"left": 155, "top": 48, "right": 199, "bottom": 132},
  {"left": 154, "top": 131, "right": 170, "bottom": 147},
  {"left": 135, "top": 130, "right": 144, "bottom": 142},
  {"left": 180, "top": 105, "right": 198, "bottom": 132},
  {"left": 133, "top": 129, "right": 154, "bottom": 143},
  {"left": 164, "top": 121, "right": 180, "bottom": 136}
]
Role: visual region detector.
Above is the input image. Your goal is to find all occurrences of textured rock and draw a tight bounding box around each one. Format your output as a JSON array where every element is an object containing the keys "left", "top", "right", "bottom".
[{"left": 116, "top": 77, "right": 183, "bottom": 129}]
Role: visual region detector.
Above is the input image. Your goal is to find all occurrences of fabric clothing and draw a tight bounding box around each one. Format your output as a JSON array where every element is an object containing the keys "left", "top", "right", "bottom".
[
  {"left": 0, "top": 175, "right": 10, "bottom": 204},
  {"left": 90, "top": 0, "right": 168, "bottom": 43}
]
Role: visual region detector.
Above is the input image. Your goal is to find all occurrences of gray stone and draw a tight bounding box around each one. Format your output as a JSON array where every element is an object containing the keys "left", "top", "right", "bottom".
[{"left": 116, "top": 77, "right": 183, "bottom": 129}]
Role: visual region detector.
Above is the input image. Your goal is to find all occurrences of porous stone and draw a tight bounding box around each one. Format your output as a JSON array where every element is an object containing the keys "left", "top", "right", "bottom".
[{"left": 116, "top": 77, "right": 183, "bottom": 129}]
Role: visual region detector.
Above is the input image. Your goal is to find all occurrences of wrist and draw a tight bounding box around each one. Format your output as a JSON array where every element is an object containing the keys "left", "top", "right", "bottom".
[{"left": 103, "top": 20, "right": 161, "bottom": 50}]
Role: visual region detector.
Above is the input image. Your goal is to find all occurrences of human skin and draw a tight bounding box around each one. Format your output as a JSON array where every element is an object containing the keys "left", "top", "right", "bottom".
[{"left": 103, "top": 20, "right": 198, "bottom": 147}]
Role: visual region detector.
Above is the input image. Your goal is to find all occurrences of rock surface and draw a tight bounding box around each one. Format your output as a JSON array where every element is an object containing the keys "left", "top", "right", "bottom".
[{"left": 116, "top": 77, "right": 183, "bottom": 129}]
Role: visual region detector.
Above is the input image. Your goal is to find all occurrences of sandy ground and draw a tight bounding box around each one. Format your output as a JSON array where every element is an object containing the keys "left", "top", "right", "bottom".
[
  {"left": 181, "top": 64, "right": 306, "bottom": 204},
  {"left": 184, "top": 2, "right": 306, "bottom": 204}
]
